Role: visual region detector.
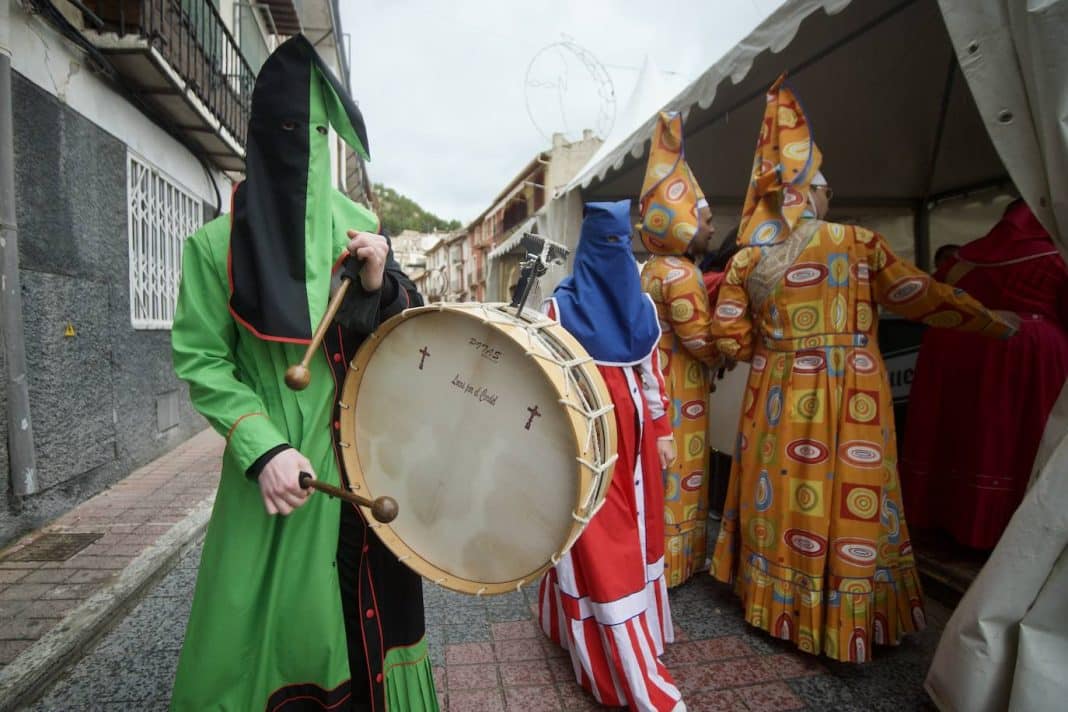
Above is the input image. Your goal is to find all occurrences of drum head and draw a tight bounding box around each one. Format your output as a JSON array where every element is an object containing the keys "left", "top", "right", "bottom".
[{"left": 341, "top": 305, "right": 597, "bottom": 594}]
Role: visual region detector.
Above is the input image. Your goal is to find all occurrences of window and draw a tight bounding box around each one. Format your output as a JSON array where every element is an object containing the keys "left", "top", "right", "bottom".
[{"left": 127, "top": 154, "right": 203, "bottom": 329}]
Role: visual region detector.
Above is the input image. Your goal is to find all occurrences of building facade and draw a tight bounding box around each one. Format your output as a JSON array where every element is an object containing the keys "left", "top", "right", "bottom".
[
  {"left": 469, "top": 131, "right": 601, "bottom": 302},
  {"left": 0, "top": 0, "right": 355, "bottom": 544}
]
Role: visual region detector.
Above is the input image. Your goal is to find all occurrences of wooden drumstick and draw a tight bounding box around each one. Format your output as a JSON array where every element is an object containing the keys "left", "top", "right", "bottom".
[
  {"left": 285, "top": 276, "right": 353, "bottom": 390},
  {"left": 299, "top": 472, "right": 399, "bottom": 523}
]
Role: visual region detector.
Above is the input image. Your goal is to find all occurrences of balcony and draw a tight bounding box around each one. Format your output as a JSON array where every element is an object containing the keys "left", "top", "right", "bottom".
[{"left": 78, "top": 0, "right": 255, "bottom": 172}]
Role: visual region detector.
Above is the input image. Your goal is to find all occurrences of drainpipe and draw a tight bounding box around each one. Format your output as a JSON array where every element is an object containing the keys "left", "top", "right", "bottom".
[{"left": 0, "top": 0, "right": 39, "bottom": 496}]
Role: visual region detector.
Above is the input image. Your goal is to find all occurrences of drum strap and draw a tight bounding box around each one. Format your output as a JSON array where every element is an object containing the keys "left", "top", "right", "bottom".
[{"left": 745, "top": 219, "right": 822, "bottom": 313}]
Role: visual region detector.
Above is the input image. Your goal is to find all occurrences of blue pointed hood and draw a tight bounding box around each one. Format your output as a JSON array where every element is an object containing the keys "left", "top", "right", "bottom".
[{"left": 552, "top": 200, "right": 660, "bottom": 364}]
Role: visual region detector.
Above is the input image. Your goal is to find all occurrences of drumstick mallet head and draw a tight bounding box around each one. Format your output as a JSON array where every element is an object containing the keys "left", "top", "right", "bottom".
[
  {"left": 285, "top": 273, "right": 355, "bottom": 391},
  {"left": 285, "top": 364, "right": 311, "bottom": 390},
  {"left": 299, "top": 472, "right": 399, "bottom": 523}
]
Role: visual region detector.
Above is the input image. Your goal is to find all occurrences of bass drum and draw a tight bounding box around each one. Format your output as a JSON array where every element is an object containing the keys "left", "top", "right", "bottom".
[{"left": 338, "top": 303, "right": 617, "bottom": 595}]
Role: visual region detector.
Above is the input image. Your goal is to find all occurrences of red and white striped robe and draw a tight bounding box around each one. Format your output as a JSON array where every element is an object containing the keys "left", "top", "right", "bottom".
[{"left": 539, "top": 300, "right": 682, "bottom": 711}]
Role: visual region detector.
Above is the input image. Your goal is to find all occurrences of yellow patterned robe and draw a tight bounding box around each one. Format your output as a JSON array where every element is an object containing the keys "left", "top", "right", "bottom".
[
  {"left": 642, "top": 256, "right": 721, "bottom": 587},
  {"left": 709, "top": 219, "right": 1011, "bottom": 662}
]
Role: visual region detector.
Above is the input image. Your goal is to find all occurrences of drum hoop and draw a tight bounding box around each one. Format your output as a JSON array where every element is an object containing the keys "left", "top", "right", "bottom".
[{"left": 338, "top": 302, "right": 617, "bottom": 595}]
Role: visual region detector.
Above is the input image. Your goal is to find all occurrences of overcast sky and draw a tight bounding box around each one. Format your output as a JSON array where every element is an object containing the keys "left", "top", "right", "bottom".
[{"left": 343, "top": 1, "right": 782, "bottom": 224}]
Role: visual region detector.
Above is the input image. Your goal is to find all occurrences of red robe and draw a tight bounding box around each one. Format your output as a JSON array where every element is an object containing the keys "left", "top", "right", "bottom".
[
  {"left": 538, "top": 301, "right": 682, "bottom": 712},
  {"left": 901, "top": 201, "right": 1068, "bottom": 549}
]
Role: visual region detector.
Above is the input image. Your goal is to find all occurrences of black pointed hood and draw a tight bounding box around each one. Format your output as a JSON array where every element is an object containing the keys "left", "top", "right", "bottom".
[{"left": 228, "top": 34, "right": 375, "bottom": 343}]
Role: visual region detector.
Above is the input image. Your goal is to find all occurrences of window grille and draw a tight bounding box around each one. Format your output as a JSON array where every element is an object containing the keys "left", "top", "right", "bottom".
[{"left": 127, "top": 154, "right": 202, "bottom": 329}]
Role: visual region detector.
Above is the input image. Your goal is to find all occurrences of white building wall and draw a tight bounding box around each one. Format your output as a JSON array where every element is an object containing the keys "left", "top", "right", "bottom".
[{"left": 8, "top": 4, "right": 232, "bottom": 207}]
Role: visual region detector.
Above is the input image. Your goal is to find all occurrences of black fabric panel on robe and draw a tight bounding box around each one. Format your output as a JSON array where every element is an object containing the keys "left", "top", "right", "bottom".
[
  {"left": 229, "top": 39, "right": 315, "bottom": 340},
  {"left": 335, "top": 248, "right": 421, "bottom": 334},
  {"left": 324, "top": 266, "right": 424, "bottom": 711}
]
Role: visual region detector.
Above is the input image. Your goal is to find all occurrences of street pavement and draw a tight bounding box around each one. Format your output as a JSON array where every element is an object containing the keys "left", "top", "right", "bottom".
[{"left": 27, "top": 536, "right": 947, "bottom": 711}]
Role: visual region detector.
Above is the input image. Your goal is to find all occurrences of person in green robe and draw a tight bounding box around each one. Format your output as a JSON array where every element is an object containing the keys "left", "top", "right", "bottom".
[{"left": 170, "top": 35, "right": 437, "bottom": 711}]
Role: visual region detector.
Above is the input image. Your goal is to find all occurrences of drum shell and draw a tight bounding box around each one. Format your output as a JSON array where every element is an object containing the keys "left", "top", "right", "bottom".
[{"left": 338, "top": 303, "right": 617, "bottom": 595}]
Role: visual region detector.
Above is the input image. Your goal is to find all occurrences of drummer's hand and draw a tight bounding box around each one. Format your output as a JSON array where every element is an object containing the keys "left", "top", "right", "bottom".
[
  {"left": 259, "top": 448, "right": 314, "bottom": 516},
  {"left": 346, "top": 231, "right": 389, "bottom": 292},
  {"left": 657, "top": 437, "right": 677, "bottom": 470}
]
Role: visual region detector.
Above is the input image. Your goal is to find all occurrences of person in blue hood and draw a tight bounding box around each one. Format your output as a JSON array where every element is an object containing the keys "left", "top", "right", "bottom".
[{"left": 537, "top": 201, "right": 687, "bottom": 712}]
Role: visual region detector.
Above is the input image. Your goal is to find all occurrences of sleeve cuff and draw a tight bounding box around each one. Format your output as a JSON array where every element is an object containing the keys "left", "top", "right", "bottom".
[
  {"left": 245, "top": 443, "right": 291, "bottom": 480},
  {"left": 227, "top": 412, "right": 289, "bottom": 473},
  {"left": 377, "top": 273, "right": 409, "bottom": 321},
  {"left": 651, "top": 414, "right": 673, "bottom": 439}
]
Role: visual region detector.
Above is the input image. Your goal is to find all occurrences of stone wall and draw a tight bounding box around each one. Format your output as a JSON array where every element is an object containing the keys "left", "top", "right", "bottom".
[{"left": 0, "top": 74, "right": 207, "bottom": 545}]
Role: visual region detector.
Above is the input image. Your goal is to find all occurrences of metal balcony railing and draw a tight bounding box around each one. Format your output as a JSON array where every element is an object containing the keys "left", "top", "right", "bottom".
[{"left": 84, "top": 0, "right": 255, "bottom": 148}]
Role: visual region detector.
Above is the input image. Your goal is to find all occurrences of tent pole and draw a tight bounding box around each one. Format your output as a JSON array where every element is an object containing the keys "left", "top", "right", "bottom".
[
  {"left": 914, "top": 200, "right": 931, "bottom": 271},
  {"left": 914, "top": 55, "right": 959, "bottom": 269}
]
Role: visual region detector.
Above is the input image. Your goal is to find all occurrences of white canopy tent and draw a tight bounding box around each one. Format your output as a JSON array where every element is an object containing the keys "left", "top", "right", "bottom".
[
  {"left": 548, "top": 0, "right": 1046, "bottom": 266},
  {"left": 541, "top": 1, "right": 1068, "bottom": 709}
]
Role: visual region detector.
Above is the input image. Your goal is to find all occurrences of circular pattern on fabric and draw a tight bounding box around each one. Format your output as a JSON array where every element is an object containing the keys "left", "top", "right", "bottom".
[
  {"left": 752, "top": 220, "right": 783, "bottom": 245},
  {"left": 852, "top": 262, "right": 871, "bottom": 282},
  {"left": 856, "top": 302, "right": 874, "bottom": 331},
  {"left": 752, "top": 354, "right": 768, "bottom": 372},
  {"left": 839, "top": 440, "right": 883, "bottom": 469},
  {"left": 652, "top": 161, "right": 674, "bottom": 179},
  {"left": 687, "top": 434, "right": 705, "bottom": 457},
  {"left": 647, "top": 278, "right": 663, "bottom": 301},
  {"left": 925, "top": 310, "right": 964, "bottom": 328},
  {"left": 847, "top": 351, "right": 877, "bottom": 374},
  {"left": 793, "top": 483, "right": 820, "bottom": 512},
  {"left": 855, "top": 227, "right": 875, "bottom": 245},
  {"left": 665, "top": 178, "right": 689, "bottom": 203},
  {"left": 847, "top": 392, "right": 877, "bottom": 423},
  {"left": 778, "top": 106, "right": 800, "bottom": 128},
  {"left": 682, "top": 472, "right": 704, "bottom": 492},
  {"left": 664, "top": 473, "right": 681, "bottom": 501},
  {"left": 748, "top": 517, "right": 777, "bottom": 549},
  {"left": 829, "top": 348, "right": 846, "bottom": 374},
  {"left": 798, "top": 630, "right": 817, "bottom": 653},
  {"left": 793, "top": 352, "right": 826, "bottom": 374},
  {"left": 886, "top": 277, "right": 928, "bottom": 304},
  {"left": 782, "top": 140, "right": 811, "bottom": 160},
  {"left": 673, "top": 222, "right": 696, "bottom": 243},
  {"left": 671, "top": 298, "right": 695, "bottom": 322},
  {"left": 871, "top": 247, "right": 888, "bottom": 270},
  {"left": 716, "top": 300, "right": 746, "bottom": 321},
  {"left": 785, "top": 263, "right": 828, "bottom": 288},
  {"left": 831, "top": 295, "right": 847, "bottom": 331},
  {"left": 744, "top": 387, "right": 757, "bottom": 415},
  {"left": 758, "top": 433, "right": 777, "bottom": 464},
  {"left": 795, "top": 391, "right": 821, "bottom": 420},
  {"left": 765, "top": 387, "right": 784, "bottom": 426},
  {"left": 835, "top": 538, "right": 878, "bottom": 567},
  {"left": 755, "top": 470, "right": 773, "bottom": 511},
  {"left": 771, "top": 355, "right": 788, "bottom": 379},
  {"left": 882, "top": 497, "right": 901, "bottom": 542},
  {"left": 782, "top": 186, "right": 805, "bottom": 208},
  {"left": 787, "top": 439, "right": 829, "bottom": 464},
  {"left": 828, "top": 223, "right": 846, "bottom": 244},
  {"left": 845, "top": 487, "right": 879, "bottom": 520},
  {"left": 644, "top": 206, "right": 672, "bottom": 235},
  {"left": 840, "top": 578, "right": 874, "bottom": 594},
  {"left": 784, "top": 528, "right": 827, "bottom": 557},
  {"left": 733, "top": 248, "right": 752, "bottom": 269},
  {"left": 682, "top": 399, "right": 706, "bottom": 419},
  {"left": 791, "top": 305, "right": 820, "bottom": 332}
]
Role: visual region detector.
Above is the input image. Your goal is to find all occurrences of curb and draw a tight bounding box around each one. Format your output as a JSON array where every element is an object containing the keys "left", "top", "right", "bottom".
[{"left": 0, "top": 497, "right": 214, "bottom": 711}]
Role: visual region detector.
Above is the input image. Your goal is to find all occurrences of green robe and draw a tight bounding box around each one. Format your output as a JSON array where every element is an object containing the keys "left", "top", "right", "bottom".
[{"left": 170, "top": 190, "right": 437, "bottom": 711}]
